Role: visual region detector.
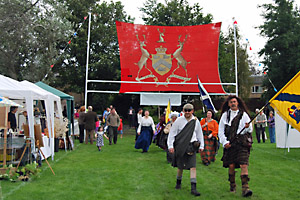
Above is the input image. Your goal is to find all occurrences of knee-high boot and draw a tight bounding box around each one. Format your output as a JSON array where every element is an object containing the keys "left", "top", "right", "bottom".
[
  {"left": 229, "top": 172, "right": 236, "bottom": 192},
  {"left": 241, "top": 175, "right": 253, "bottom": 197},
  {"left": 191, "top": 182, "right": 201, "bottom": 196}
]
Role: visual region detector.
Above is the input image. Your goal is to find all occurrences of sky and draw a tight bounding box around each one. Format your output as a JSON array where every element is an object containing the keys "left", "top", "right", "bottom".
[{"left": 111, "top": 0, "right": 300, "bottom": 69}]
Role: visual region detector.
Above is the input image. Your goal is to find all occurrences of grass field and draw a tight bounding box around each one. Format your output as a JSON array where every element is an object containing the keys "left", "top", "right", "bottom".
[{"left": 1, "top": 129, "right": 300, "bottom": 200}]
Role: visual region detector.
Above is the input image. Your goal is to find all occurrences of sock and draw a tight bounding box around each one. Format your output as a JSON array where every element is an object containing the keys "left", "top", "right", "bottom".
[
  {"left": 177, "top": 176, "right": 182, "bottom": 180},
  {"left": 190, "top": 178, "right": 197, "bottom": 183}
]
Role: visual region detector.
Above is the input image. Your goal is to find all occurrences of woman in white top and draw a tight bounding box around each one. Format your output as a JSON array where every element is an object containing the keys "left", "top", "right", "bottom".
[{"left": 135, "top": 110, "right": 155, "bottom": 153}]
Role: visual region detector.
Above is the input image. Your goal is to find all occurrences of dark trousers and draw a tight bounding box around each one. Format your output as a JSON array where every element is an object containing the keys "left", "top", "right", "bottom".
[
  {"left": 79, "top": 124, "right": 85, "bottom": 143},
  {"left": 254, "top": 124, "right": 260, "bottom": 143},
  {"left": 108, "top": 126, "right": 118, "bottom": 144},
  {"left": 128, "top": 115, "right": 133, "bottom": 127},
  {"left": 258, "top": 126, "right": 266, "bottom": 143}
]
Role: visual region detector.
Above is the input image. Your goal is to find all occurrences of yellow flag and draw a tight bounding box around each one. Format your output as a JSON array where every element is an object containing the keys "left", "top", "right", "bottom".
[
  {"left": 269, "top": 71, "right": 300, "bottom": 132},
  {"left": 165, "top": 100, "right": 171, "bottom": 124}
]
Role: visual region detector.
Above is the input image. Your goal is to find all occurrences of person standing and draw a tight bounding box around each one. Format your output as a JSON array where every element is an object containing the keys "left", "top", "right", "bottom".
[
  {"left": 218, "top": 95, "right": 253, "bottom": 197},
  {"left": 135, "top": 110, "right": 155, "bottom": 153},
  {"left": 200, "top": 109, "right": 219, "bottom": 166},
  {"left": 268, "top": 111, "right": 276, "bottom": 143},
  {"left": 256, "top": 110, "right": 267, "bottom": 143},
  {"left": 128, "top": 106, "right": 135, "bottom": 128},
  {"left": 106, "top": 108, "right": 120, "bottom": 145},
  {"left": 102, "top": 107, "right": 110, "bottom": 126},
  {"left": 168, "top": 104, "right": 204, "bottom": 197},
  {"left": 8, "top": 106, "right": 18, "bottom": 131},
  {"left": 134, "top": 108, "right": 143, "bottom": 142},
  {"left": 118, "top": 118, "right": 124, "bottom": 139},
  {"left": 83, "top": 106, "right": 98, "bottom": 144},
  {"left": 163, "top": 111, "right": 178, "bottom": 163},
  {"left": 78, "top": 106, "right": 86, "bottom": 143},
  {"left": 253, "top": 108, "right": 260, "bottom": 143}
]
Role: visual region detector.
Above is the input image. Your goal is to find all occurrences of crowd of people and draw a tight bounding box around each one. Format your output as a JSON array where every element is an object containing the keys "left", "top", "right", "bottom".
[{"left": 73, "top": 95, "right": 277, "bottom": 197}]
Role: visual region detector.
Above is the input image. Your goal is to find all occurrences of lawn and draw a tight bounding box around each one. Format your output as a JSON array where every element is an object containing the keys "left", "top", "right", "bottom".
[{"left": 1, "top": 129, "right": 300, "bottom": 200}]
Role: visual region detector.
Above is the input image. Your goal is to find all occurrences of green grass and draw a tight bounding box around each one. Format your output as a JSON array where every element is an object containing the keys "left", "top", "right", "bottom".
[{"left": 1, "top": 128, "right": 300, "bottom": 200}]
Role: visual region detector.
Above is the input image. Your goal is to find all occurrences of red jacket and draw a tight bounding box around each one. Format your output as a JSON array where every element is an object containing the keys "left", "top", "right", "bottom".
[{"left": 118, "top": 119, "right": 123, "bottom": 131}]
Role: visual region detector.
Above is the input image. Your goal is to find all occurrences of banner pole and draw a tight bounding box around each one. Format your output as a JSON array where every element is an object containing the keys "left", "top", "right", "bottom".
[
  {"left": 233, "top": 19, "right": 238, "bottom": 96},
  {"left": 84, "top": 12, "right": 92, "bottom": 109}
]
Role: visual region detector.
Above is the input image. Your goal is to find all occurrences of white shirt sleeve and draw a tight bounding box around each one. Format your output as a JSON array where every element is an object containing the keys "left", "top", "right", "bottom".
[
  {"left": 167, "top": 119, "right": 179, "bottom": 149},
  {"left": 218, "top": 112, "right": 230, "bottom": 147},
  {"left": 150, "top": 117, "right": 155, "bottom": 131},
  {"left": 195, "top": 119, "right": 204, "bottom": 149}
]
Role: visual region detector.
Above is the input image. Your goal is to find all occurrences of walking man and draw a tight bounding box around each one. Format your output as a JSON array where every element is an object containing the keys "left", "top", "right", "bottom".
[
  {"left": 218, "top": 95, "right": 253, "bottom": 197},
  {"left": 168, "top": 104, "right": 204, "bottom": 196},
  {"left": 107, "top": 108, "right": 120, "bottom": 145},
  {"left": 84, "top": 106, "right": 98, "bottom": 144}
]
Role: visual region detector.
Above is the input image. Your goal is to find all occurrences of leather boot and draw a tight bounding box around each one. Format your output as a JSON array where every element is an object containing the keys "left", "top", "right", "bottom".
[
  {"left": 229, "top": 173, "right": 236, "bottom": 193},
  {"left": 191, "top": 182, "right": 201, "bottom": 196},
  {"left": 241, "top": 175, "right": 253, "bottom": 197},
  {"left": 175, "top": 179, "right": 181, "bottom": 189}
]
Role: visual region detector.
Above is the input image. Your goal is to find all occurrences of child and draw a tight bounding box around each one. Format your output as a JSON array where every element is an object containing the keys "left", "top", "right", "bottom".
[
  {"left": 95, "top": 126, "right": 108, "bottom": 151},
  {"left": 118, "top": 118, "right": 123, "bottom": 139}
]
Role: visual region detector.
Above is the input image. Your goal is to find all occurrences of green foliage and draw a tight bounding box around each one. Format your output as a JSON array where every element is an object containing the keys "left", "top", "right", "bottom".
[
  {"left": 140, "top": 0, "right": 213, "bottom": 26},
  {"left": 0, "top": 0, "right": 72, "bottom": 81},
  {"left": 259, "top": 0, "right": 300, "bottom": 100},
  {"left": 218, "top": 26, "right": 252, "bottom": 99}
]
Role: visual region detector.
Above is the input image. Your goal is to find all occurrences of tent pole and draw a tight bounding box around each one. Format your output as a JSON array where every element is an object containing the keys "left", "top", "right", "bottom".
[{"left": 84, "top": 12, "right": 92, "bottom": 109}]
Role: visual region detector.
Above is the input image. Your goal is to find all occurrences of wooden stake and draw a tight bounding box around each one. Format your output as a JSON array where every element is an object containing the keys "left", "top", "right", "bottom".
[
  {"left": 37, "top": 141, "right": 55, "bottom": 175},
  {"left": 16, "top": 140, "right": 30, "bottom": 169}
]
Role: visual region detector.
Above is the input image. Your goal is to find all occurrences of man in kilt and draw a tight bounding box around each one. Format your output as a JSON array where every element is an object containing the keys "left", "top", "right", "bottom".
[
  {"left": 218, "top": 95, "right": 253, "bottom": 197},
  {"left": 168, "top": 104, "right": 204, "bottom": 196}
]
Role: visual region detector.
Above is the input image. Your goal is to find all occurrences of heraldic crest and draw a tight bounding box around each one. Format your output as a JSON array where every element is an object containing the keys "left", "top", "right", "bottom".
[{"left": 135, "top": 29, "right": 191, "bottom": 86}]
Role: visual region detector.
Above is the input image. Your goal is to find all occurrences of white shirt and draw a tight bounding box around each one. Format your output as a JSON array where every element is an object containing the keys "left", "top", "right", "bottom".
[
  {"left": 218, "top": 109, "right": 253, "bottom": 147},
  {"left": 137, "top": 113, "right": 143, "bottom": 124},
  {"left": 137, "top": 116, "right": 155, "bottom": 133},
  {"left": 167, "top": 116, "right": 204, "bottom": 150}
]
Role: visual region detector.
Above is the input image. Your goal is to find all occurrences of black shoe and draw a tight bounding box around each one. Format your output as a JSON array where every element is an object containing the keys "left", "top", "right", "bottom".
[
  {"left": 191, "top": 183, "right": 201, "bottom": 196},
  {"left": 109, "top": 143, "right": 112, "bottom": 145},
  {"left": 175, "top": 179, "right": 181, "bottom": 189}
]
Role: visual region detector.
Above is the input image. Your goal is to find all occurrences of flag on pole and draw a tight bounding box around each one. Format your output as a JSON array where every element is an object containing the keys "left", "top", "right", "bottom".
[
  {"left": 197, "top": 76, "right": 217, "bottom": 113},
  {"left": 269, "top": 71, "right": 300, "bottom": 132},
  {"left": 165, "top": 99, "right": 171, "bottom": 124}
]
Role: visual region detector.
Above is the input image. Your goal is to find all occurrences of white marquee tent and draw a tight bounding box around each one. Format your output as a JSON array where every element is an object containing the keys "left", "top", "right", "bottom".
[
  {"left": 0, "top": 75, "right": 63, "bottom": 159},
  {"left": 275, "top": 111, "right": 300, "bottom": 149}
]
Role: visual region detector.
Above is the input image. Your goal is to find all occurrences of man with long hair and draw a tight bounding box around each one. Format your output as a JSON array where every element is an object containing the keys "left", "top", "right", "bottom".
[{"left": 218, "top": 95, "right": 253, "bottom": 197}]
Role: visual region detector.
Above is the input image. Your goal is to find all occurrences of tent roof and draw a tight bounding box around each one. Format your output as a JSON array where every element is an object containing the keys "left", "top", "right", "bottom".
[{"left": 35, "top": 82, "right": 74, "bottom": 100}]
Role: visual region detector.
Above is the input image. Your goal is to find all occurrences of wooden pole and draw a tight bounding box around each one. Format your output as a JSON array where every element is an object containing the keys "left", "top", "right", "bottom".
[
  {"left": 16, "top": 140, "right": 30, "bottom": 169},
  {"left": 37, "top": 141, "right": 55, "bottom": 175},
  {"left": 3, "top": 107, "right": 8, "bottom": 167}
]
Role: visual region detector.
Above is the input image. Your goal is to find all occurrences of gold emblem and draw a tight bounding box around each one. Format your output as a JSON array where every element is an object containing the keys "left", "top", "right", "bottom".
[{"left": 152, "top": 46, "right": 171, "bottom": 76}]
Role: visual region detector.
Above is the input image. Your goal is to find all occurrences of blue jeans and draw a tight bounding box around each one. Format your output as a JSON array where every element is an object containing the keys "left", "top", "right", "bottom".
[{"left": 269, "top": 127, "right": 276, "bottom": 143}]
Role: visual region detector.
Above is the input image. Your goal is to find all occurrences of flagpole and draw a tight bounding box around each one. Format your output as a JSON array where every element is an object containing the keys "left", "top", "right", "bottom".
[
  {"left": 84, "top": 12, "right": 92, "bottom": 109},
  {"left": 233, "top": 20, "right": 238, "bottom": 96},
  {"left": 197, "top": 75, "right": 207, "bottom": 114}
]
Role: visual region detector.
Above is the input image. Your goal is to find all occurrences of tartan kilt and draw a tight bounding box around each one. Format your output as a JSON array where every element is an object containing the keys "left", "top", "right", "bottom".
[
  {"left": 201, "top": 134, "right": 217, "bottom": 163},
  {"left": 221, "top": 143, "right": 250, "bottom": 168},
  {"left": 172, "top": 151, "right": 196, "bottom": 170}
]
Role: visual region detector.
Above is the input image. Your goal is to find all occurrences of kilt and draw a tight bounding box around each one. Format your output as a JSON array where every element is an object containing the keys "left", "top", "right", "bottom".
[
  {"left": 221, "top": 143, "right": 250, "bottom": 168},
  {"left": 172, "top": 151, "right": 196, "bottom": 170},
  {"left": 200, "top": 133, "right": 217, "bottom": 163}
]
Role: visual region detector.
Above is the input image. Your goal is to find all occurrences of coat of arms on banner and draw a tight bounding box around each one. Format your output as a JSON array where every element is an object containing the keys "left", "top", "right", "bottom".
[{"left": 135, "top": 29, "right": 191, "bottom": 85}]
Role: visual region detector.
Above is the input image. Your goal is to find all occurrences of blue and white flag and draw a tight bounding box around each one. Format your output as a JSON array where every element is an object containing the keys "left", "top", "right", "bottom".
[{"left": 197, "top": 76, "right": 217, "bottom": 113}]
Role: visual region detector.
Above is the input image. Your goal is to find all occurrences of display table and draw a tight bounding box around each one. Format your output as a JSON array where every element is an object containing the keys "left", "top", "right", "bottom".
[{"left": 0, "top": 137, "right": 26, "bottom": 165}]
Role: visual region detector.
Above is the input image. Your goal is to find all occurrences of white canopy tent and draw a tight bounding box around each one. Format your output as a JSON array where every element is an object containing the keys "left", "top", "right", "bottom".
[
  {"left": 20, "top": 80, "right": 63, "bottom": 159},
  {"left": 0, "top": 75, "right": 63, "bottom": 159}
]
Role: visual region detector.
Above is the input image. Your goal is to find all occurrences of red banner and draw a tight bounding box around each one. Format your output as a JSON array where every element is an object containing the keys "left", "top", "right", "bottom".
[{"left": 116, "top": 21, "right": 225, "bottom": 94}]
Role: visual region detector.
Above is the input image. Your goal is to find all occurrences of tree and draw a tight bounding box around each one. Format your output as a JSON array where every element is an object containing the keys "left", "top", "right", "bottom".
[
  {"left": 259, "top": 0, "right": 300, "bottom": 100},
  {"left": 140, "top": 0, "right": 213, "bottom": 26},
  {"left": 0, "top": 0, "right": 71, "bottom": 81},
  {"left": 219, "top": 25, "right": 252, "bottom": 99},
  {"left": 50, "top": 0, "right": 133, "bottom": 110}
]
